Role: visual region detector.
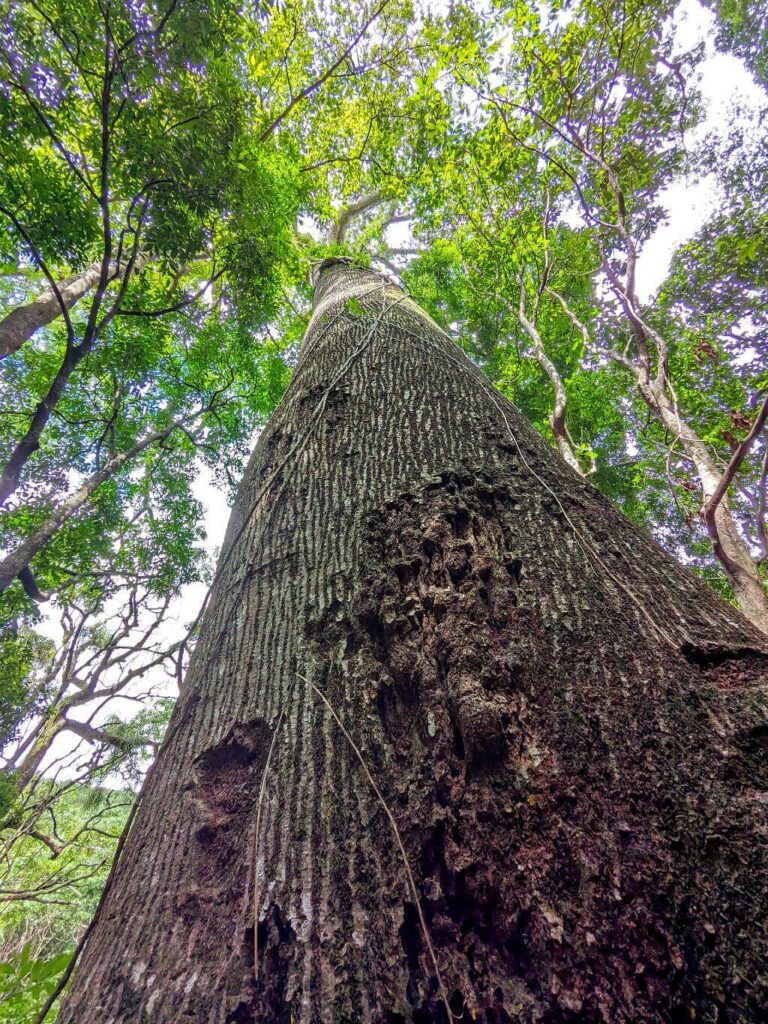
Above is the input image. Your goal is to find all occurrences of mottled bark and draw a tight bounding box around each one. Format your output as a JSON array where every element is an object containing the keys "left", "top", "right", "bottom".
[
  {"left": 515, "top": 292, "right": 586, "bottom": 477},
  {"left": 7, "top": 714, "right": 67, "bottom": 794},
  {"left": 0, "top": 261, "right": 110, "bottom": 360},
  {"left": 60, "top": 261, "right": 768, "bottom": 1024},
  {"left": 329, "top": 192, "right": 385, "bottom": 247}
]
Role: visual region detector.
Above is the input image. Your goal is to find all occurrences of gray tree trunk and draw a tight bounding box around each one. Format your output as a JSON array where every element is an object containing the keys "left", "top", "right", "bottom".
[
  {"left": 0, "top": 261, "right": 110, "bottom": 359},
  {"left": 638, "top": 382, "right": 768, "bottom": 632},
  {"left": 59, "top": 261, "right": 768, "bottom": 1024}
]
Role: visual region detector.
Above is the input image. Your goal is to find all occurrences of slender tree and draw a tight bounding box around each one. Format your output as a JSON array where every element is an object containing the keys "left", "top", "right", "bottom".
[
  {"left": 0, "top": 258, "right": 128, "bottom": 361},
  {"left": 56, "top": 259, "right": 768, "bottom": 1024}
]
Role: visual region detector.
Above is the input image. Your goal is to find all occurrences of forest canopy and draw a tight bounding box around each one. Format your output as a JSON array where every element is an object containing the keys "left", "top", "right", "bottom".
[{"left": 0, "top": 0, "right": 766, "bottom": 1018}]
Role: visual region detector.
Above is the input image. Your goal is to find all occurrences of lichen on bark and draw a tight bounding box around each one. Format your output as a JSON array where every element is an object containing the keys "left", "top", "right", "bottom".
[{"left": 58, "top": 261, "right": 768, "bottom": 1024}]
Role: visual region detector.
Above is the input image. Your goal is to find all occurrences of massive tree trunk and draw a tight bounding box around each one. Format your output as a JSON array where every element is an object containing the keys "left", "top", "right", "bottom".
[{"left": 59, "top": 260, "right": 768, "bottom": 1024}]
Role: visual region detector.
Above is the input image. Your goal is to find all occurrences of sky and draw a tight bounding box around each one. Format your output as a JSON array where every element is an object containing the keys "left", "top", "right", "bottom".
[
  {"left": 635, "top": 0, "right": 768, "bottom": 299},
  {"left": 11, "top": 0, "right": 768, "bottom": 781}
]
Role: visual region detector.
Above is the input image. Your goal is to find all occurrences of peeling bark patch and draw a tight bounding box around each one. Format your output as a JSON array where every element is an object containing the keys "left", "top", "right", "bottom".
[
  {"left": 187, "top": 718, "right": 270, "bottom": 852},
  {"left": 184, "top": 719, "right": 268, "bottom": 918},
  {"left": 175, "top": 719, "right": 273, "bottom": 1017},
  {"left": 221, "top": 904, "right": 298, "bottom": 1024},
  {"left": 680, "top": 642, "right": 764, "bottom": 672},
  {"left": 303, "top": 471, "right": 552, "bottom": 1020}
]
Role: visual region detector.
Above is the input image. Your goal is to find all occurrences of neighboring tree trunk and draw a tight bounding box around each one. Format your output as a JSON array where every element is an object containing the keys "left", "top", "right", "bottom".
[
  {"left": 635, "top": 380, "right": 768, "bottom": 631},
  {"left": 59, "top": 261, "right": 768, "bottom": 1024},
  {"left": 0, "top": 408, "right": 202, "bottom": 595},
  {"left": 547, "top": 286, "right": 768, "bottom": 632},
  {"left": 0, "top": 261, "right": 113, "bottom": 360},
  {"left": 515, "top": 288, "right": 587, "bottom": 477}
]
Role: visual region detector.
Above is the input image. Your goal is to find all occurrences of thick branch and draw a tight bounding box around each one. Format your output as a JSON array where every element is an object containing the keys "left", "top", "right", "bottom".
[
  {"left": 0, "top": 241, "right": 149, "bottom": 508},
  {"left": 0, "top": 260, "right": 120, "bottom": 360},
  {"left": 0, "top": 408, "right": 206, "bottom": 594},
  {"left": 702, "top": 394, "right": 768, "bottom": 534},
  {"left": 545, "top": 286, "right": 637, "bottom": 373},
  {"left": 328, "top": 190, "right": 385, "bottom": 246}
]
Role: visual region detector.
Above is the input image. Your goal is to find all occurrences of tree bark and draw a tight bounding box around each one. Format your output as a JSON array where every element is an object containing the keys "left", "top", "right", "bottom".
[
  {"left": 0, "top": 409, "right": 201, "bottom": 595},
  {"left": 0, "top": 261, "right": 113, "bottom": 360},
  {"left": 59, "top": 261, "right": 768, "bottom": 1024},
  {"left": 639, "top": 379, "right": 768, "bottom": 632}
]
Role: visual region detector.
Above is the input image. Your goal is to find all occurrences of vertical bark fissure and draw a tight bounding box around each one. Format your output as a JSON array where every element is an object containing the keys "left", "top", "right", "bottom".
[
  {"left": 59, "top": 261, "right": 768, "bottom": 1024},
  {"left": 252, "top": 709, "right": 286, "bottom": 979}
]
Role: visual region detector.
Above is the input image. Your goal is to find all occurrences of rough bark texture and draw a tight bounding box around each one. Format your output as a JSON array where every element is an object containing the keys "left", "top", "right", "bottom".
[{"left": 59, "top": 261, "right": 768, "bottom": 1024}]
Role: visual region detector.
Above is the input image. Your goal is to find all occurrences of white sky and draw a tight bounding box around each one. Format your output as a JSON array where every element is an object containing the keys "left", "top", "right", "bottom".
[
  {"left": 635, "top": 0, "right": 768, "bottom": 299},
  {"left": 9, "top": 0, "right": 768, "bottom": 781}
]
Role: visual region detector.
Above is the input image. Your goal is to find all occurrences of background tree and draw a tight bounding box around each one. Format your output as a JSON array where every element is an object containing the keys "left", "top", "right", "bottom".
[
  {"left": 1, "top": 0, "right": 767, "bottom": 1018},
  {"left": 387, "top": 0, "right": 768, "bottom": 627}
]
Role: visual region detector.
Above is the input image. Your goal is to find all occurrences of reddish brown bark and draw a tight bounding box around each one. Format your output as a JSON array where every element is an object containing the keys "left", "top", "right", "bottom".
[{"left": 59, "top": 261, "right": 768, "bottom": 1024}]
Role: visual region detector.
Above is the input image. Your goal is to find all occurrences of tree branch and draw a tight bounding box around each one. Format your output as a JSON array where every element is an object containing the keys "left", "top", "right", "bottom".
[
  {"left": 328, "top": 190, "right": 386, "bottom": 246},
  {"left": 702, "top": 393, "right": 768, "bottom": 533},
  {"left": 257, "top": 0, "right": 392, "bottom": 142},
  {"left": 0, "top": 406, "right": 209, "bottom": 594}
]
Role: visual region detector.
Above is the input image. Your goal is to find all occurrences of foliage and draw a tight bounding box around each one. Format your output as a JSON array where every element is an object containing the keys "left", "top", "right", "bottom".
[
  {"left": 386, "top": 0, "right": 767, "bottom": 604},
  {"left": 706, "top": 0, "right": 768, "bottom": 86},
  {"left": 0, "top": 0, "right": 767, "bottom": 1010},
  {"left": 0, "top": 944, "right": 72, "bottom": 1024},
  {"left": 0, "top": 781, "right": 131, "bottom": 1023},
  {"left": 0, "top": 628, "right": 54, "bottom": 752},
  {"left": 0, "top": 783, "right": 131, "bottom": 962}
]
